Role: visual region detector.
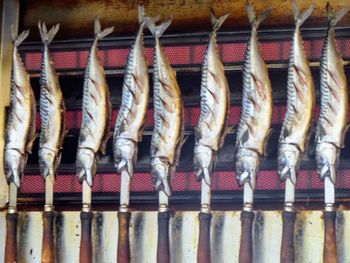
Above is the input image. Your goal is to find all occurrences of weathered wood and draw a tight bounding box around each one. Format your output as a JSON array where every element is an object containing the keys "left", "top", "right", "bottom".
[{"left": 20, "top": 0, "right": 350, "bottom": 40}]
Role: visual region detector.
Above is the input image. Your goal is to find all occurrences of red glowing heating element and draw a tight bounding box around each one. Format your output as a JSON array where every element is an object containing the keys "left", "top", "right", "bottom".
[{"left": 21, "top": 37, "right": 350, "bottom": 195}]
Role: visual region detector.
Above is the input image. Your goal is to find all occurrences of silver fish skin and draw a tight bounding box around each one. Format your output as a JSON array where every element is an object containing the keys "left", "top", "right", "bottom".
[
  {"left": 76, "top": 18, "right": 114, "bottom": 186},
  {"left": 235, "top": 3, "right": 272, "bottom": 190},
  {"left": 145, "top": 17, "right": 185, "bottom": 197},
  {"left": 113, "top": 6, "right": 149, "bottom": 178},
  {"left": 315, "top": 4, "right": 350, "bottom": 184},
  {"left": 5, "top": 30, "right": 36, "bottom": 187},
  {"left": 278, "top": 2, "right": 315, "bottom": 184},
  {"left": 194, "top": 12, "right": 230, "bottom": 186},
  {"left": 38, "top": 22, "right": 66, "bottom": 180}
]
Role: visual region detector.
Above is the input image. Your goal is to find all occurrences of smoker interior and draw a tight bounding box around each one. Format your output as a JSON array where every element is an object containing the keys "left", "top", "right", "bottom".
[{"left": 15, "top": 27, "right": 350, "bottom": 210}]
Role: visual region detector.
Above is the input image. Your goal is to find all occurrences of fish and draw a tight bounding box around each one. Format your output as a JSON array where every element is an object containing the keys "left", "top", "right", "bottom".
[
  {"left": 194, "top": 11, "right": 230, "bottom": 186},
  {"left": 38, "top": 22, "right": 67, "bottom": 181},
  {"left": 145, "top": 16, "right": 185, "bottom": 197},
  {"left": 235, "top": 2, "right": 273, "bottom": 190},
  {"left": 278, "top": 1, "right": 315, "bottom": 185},
  {"left": 113, "top": 6, "right": 150, "bottom": 178},
  {"left": 76, "top": 17, "right": 114, "bottom": 187},
  {"left": 4, "top": 29, "right": 36, "bottom": 187},
  {"left": 315, "top": 4, "right": 350, "bottom": 184}
]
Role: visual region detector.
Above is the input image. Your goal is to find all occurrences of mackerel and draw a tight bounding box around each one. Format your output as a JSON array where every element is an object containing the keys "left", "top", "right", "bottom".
[
  {"left": 235, "top": 2, "right": 272, "bottom": 209},
  {"left": 315, "top": 4, "right": 350, "bottom": 207},
  {"left": 194, "top": 11, "right": 230, "bottom": 187},
  {"left": 5, "top": 30, "right": 36, "bottom": 189},
  {"left": 76, "top": 18, "right": 113, "bottom": 188},
  {"left": 278, "top": 1, "right": 315, "bottom": 206},
  {"left": 145, "top": 17, "right": 185, "bottom": 200},
  {"left": 38, "top": 22, "right": 66, "bottom": 207}
]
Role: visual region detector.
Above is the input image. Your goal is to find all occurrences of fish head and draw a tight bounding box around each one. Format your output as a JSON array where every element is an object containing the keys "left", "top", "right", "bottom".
[
  {"left": 39, "top": 148, "right": 56, "bottom": 178},
  {"left": 113, "top": 138, "right": 137, "bottom": 177},
  {"left": 151, "top": 157, "right": 172, "bottom": 197},
  {"left": 4, "top": 149, "right": 25, "bottom": 187},
  {"left": 76, "top": 148, "right": 97, "bottom": 186},
  {"left": 235, "top": 148, "right": 260, "bottom": 189},
  {"left": 193, "top": 144, "right": 215, "bottom": 186},
  {"left": 315, "top": 142, "right": 339, "bottom": 183},
  {"left": 277, "top": 143, "right": 300, "bottom": 184}
]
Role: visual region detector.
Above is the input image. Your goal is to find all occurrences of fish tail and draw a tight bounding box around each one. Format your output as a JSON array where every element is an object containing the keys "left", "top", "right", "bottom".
[
  {"left": 144, "top": 16, "right": 172, "bottom": 38},
  {"left": 326, "top": 3, "right": 350, "bottom": 27},
  {"left": 38, "top": 21, "right": 60, "bottom": 45},
  {"left": 12, "top": 28, "right": 30, "bottom": 47},
  {"left": 246, "top": 1, "right": 271, "bottom": 29},
  {"left": 210, "top": 10, "right": 229, "bottom": 32},
  {"left": 292, "top": 0, "right": 314, "bottom": 27},
  {"left": 94, "top": 17, "right": 114, "bottom": 40}
]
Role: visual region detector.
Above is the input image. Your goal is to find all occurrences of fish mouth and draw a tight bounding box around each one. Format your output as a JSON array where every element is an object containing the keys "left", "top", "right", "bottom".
[
  {"left": 5, "top": 149, "right": 26, "bottom": 187},
  {"left": 151, "top": 157, "right": 174, "bottom": 197},
  {"left": 194, "top": 144, "right": 216, "bottom": 186},
  {"left": 76, "top": 148, "right": 97, "bottom": 187},
  {"left": 315, "top": 142, "right": 339, "bottom": 183},
  {"left": 113, "top": 138, "right": 137, "bottom": 178},
  {"left": 235, "top": 148, "right": 260, "bottom": 189},
  {"left": 39, "top": 147, "right": 58, "bottom": 178},
  {"left": 278, "top": 143, "right": 300, "bottom": 184}
]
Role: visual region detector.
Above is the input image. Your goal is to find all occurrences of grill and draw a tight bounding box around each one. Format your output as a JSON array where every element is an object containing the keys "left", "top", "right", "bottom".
[{"left": 17, "top": 29, "right": 350, "bottom": 205}]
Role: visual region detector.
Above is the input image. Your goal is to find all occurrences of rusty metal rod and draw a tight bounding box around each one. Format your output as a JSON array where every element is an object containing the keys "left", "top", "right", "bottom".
[
  {"left": 117, "top": 211, "right": 131, "bottom": 263},
  {"left": 323, "top": 210, "right": 337, "bottom": 263},
  {"left": 280, "top": 210, "right": 296, "bottom": 263},
  {"left": 41, "top": 210, "right": 56, "bottom": 263},
  {"left": 157, "top": 210, "right": 170, "bottom": 263},
  {"left": 197, "top": 212, "right": 212, "bottom": 263},
  {"left": 79, "top": 211, "right": 93, "bottom": 263},
  {"left": 5, "top": 212, "right": 17, "bottom": 263},
  {"left": 239, "top": 210, "right": 254, "bottom": 263}
]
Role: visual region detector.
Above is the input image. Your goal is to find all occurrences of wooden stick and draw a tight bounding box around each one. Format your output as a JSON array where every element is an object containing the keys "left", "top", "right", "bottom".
[
  {"left": 157, "top": 211, "right": 170, "bottom": 263},
  {"left": 197, "top": 212, "right": 212, "bottom": 263},
  {"left": 41, "top": 211, "right": 56, "bottom": 263},
  {"left": 79, "top": 211, "right": 93, "bottom": 263},
  {"left": 5, "top": 212, "right": 17, "bottom": 263},
  {"left": 117, "top": 211, "right": 131, "bottom": 263},
  {"left": 323, "top": 210, "right": 337, "bottom": 263},
  {"left": 239, "top": 211, "right": 254, "bottom": 263},
  {"left": 280, "top": 210, "right": 296, "bottom": 263}
]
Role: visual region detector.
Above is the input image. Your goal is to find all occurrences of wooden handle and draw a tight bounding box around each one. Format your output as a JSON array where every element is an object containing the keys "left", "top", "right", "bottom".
[
  {"left": 42, "top": 211, "right": 56, "bottom": 263},
  {"left": 197, "top": 212, "right": 212, "bottom": 263},
  {"left": 79, "top": 211, "right": 93, "bottom": 263},
  {"left": 117, "top": 212, "right": 131, "bottom": 263},
  {"left": 239, "top": 211, "right": 254, "bottom": 263},
  {"left": 280, "top": 211, "right": 296, "bottom": 263},
  {"left": 5, "top": 212, "right": 17, "bottom": 263},
  {"left": 323, "top": 211, "right": 337, "bottom": 263},
  {"left": 157, "top": 211, "right": 170, "bottom": 263}
]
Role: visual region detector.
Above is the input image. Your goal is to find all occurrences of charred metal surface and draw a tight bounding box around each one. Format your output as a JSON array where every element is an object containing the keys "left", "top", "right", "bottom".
[
  {"left": 20, "top": 0, "right": 350, "bottom": 40},
  {"left": 2, "top": 211, "right": 350, "bottom": 262}
]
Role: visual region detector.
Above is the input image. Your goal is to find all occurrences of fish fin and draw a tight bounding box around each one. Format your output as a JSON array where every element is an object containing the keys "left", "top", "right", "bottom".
[
  {"left": 38, "top": 21, "right": 60, "bottom": 45},
  {"left": 246, "top": 1, "right": 271, "bottom": 29},
  {"left": 94, "top": 17, "right": 114, "bottom": 40},
  {"left": 327, "top": 3, "right": 350, "bottom": 27},
  {"left": 144, "top": 16, "right": 172, "bottom": 38},
  {"left": 12, "top": 29, "right": 30, "bottom": 47},
  {"left": 25, "top": 133, "right": 37, "bottom": 154},
  {"left": 137, "top": 5, "right": 160, "bottom": 26},
  {"left": 100, "top": 131, "right": 112, "bottom": 155},
  {"left": 293, "top": 1, "right": 314, "bottom": 27},
  {"left": 210, "top": 9, "right": 229, "bottom": 32}
]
